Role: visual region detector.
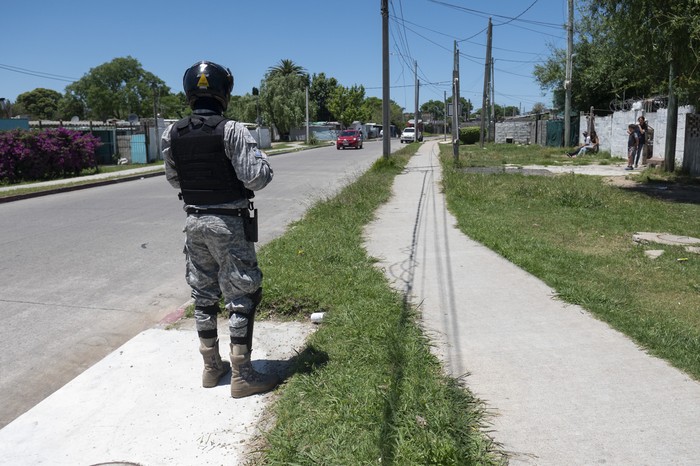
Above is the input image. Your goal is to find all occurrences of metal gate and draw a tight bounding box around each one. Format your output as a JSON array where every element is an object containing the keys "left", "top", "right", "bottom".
[
  {"left": 546, "top": 118, "right": 580, "bottom": 147},
  {"left": 683, "top": 113, "right": 700, "bottom": 176},
  {"left": 115, "top": 124, "right": 147, "bottom": 164}
]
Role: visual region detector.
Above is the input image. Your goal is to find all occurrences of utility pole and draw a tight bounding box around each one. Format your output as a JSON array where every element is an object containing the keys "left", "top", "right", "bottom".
[
  {"left": 564, "top": 0, "right": 573, "bottom": 148},
  {"left": 444, "top": 90, "right": 447, "bottom": 141},
  {"left": 490, "top": 58, "right": 495, "bottom": 142},
  {"left": 414, "top": 60, "right": 420, "bottom": 143},
  {"left": 305, "top": 86, "right": 310, "bottom": 144},
  {"left": 665, "top": 58, "right": 678, "bottom": 172},
  {"left": 452, "top": 40, "right": 460, "bottom": 160},
  {"left": 480, "top": 18, "right": 492, "bottom": 148},
  {"left": 381, "top": 0, "right": 390, "bottom": 158}
]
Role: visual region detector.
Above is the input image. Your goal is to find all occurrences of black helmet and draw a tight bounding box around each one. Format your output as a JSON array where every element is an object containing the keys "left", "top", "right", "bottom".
[{"left": 183, "top": 61, "right": 234, "bottom": 110}]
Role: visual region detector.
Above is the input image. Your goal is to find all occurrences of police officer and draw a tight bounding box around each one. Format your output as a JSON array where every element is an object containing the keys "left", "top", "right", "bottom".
[{"left": 162, "top": 60, "right": 276, "bottom": 397}]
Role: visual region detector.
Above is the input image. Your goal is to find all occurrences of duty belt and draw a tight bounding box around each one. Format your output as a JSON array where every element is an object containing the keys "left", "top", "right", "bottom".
[{"left": 185, "top": 207, "right": 249, "bottom": 217}]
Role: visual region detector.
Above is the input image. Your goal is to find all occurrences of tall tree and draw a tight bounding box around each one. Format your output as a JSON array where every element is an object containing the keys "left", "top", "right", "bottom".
[
  {"left": 260, "top": 61, "right": 309, "bottom": 139},
  {"left": 309, "top": 73, "right": 339, "bottom": 122},
  {"left": 15, "top": 88, "right": 63, "bottom": 120},
  {"left": 535, "top": 0, "right": 700, "bottom": 112},
  {"left": 420, "top": 99, "right": 446, "bottom": 120},
  {"left": 362, "top": 97, "right": 404, "bottom": 127},
  {"left": 65, "top": 56, "right": 169, "bottom": 120},
  {"left": 226, "top": 93, "right": 258, "bottom": 123},
  {"left": 267, "top": 59, "right": 308, "bottom": 78},
  {"left": 159, "top": 92, "right": 190, "bottom": 120},
  {"left": 327, "top": 85, "right": 368, "bottom": 128}
]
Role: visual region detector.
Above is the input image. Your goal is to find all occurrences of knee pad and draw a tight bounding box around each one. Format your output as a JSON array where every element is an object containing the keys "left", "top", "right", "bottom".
[
  {"left": 195, "top": 304, "right": 220, "bottom": 339},
  {"left": 229, "top": 288, "right": 262, "bottom": 350}
]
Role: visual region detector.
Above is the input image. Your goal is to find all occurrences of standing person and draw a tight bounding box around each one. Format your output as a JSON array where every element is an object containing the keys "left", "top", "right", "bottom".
[
  {"left": 626, "top": 123, "right": 639, "bottom": 170},
  {"left": 634, "top": 116, "right": 648, "bottom": 167},
  {"left": 162, "top": 60, "right": 277, "bottom": 398}
]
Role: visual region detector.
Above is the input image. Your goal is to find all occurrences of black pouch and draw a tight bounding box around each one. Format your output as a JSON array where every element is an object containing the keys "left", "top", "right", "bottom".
[{"left": 243, "top": 208, "right": 258, "bottom": 242}]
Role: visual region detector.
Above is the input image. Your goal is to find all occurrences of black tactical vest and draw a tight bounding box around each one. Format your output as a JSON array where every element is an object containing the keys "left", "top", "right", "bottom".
[{"left": 169, "top": 114, "right": 251, "bottom": 205}]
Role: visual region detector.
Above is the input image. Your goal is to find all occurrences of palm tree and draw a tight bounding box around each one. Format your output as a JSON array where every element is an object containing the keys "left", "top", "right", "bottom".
[{"left": 267, "top": 59, "right": 307, "bottom": 78}]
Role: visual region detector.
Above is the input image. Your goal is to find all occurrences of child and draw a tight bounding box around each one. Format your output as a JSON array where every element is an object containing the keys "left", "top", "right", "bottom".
[{"left": 626, "top": 124, "right": 639, "bottom": 170}]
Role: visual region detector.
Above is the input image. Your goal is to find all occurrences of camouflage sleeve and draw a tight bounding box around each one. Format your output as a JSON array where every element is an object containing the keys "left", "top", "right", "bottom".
[
  {"left": 161, "top": 123, "right": 180, "bottom": 189},
  {"left": 223, "top": 121, "right": 273, "bottom": 191}
]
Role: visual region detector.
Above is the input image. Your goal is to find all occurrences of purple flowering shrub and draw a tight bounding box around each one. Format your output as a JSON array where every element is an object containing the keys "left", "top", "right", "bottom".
[{"left": 0, "top": 128, "right": 100, "bottom": 183}]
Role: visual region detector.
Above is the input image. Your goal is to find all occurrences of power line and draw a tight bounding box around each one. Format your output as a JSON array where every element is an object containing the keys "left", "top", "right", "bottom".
[
  {"left": 493, "top": 0, "right": 538, "bottom": 27},
  {"left": 366, "top": 80, "right": 451, "bottom": 90},
  {"left": 428, "top": 0, "right": 562, "bottom": 29},
  {"left": 0, "top": 63, "right": 78, "bottom": 82}
]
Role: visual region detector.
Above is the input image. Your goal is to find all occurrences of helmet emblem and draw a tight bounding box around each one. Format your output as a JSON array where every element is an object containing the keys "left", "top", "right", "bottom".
[{"left": 197, "top": 73, "right": 209, "bottom": 88}]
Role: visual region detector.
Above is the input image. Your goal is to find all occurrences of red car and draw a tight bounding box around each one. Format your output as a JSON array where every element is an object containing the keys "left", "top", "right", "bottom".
[{"left": 336, "top": 130, "right": 363, "bottom": 150}]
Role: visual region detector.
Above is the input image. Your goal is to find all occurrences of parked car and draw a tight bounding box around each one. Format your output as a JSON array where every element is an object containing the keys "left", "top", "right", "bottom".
[
  {"left": 400, "top": 127, "right": 416, "bottom": 143},
  {"left": 336, "top": 129, "right": 363, "bottom": 150}
]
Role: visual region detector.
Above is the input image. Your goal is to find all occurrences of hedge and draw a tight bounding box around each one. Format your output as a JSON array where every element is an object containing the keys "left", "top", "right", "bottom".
[
  {"left": 459, "top": 127, "right": 480, "bottom": 145},
  {"left": 0, "top": 128, "right": 100, "bottom": 183}
]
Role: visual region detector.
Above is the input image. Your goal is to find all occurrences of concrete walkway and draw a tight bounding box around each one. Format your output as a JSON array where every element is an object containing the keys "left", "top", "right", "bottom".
[{"left": 364, "top": 140, "right": 700, "bottom": 465}]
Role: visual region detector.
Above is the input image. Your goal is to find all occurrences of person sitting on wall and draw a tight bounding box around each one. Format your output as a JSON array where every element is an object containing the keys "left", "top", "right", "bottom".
[{"left": 567, "top": 130, "right": 598, "bottom": 157}]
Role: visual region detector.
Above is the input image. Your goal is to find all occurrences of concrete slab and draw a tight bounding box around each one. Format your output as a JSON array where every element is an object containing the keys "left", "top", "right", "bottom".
[
  {"left": 633, "top": 232, "right": 700, "bottom": 246},
  {"left": 0, "top": 321, "right": 315, "bottom": 465}
]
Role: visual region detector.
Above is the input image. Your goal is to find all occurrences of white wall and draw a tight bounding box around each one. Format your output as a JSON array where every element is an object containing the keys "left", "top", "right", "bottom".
[{"left": 579, "top": 105, "right": 695, "bottom": 162}]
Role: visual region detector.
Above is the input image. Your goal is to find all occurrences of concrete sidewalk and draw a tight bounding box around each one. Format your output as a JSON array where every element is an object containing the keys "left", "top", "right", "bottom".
[{"left": 364, "top": 140, "right": 700, "bottom": 465}]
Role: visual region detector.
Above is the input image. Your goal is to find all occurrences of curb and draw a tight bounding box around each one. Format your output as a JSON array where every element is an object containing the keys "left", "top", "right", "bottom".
[{"left": 0, "top": 170, "right": 165, "bottom": 204}]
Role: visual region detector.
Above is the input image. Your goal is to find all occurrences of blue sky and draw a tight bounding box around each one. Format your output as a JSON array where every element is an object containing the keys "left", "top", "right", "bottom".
[{"left": 1, "top": 0, "right": 571, "bottom": 114}]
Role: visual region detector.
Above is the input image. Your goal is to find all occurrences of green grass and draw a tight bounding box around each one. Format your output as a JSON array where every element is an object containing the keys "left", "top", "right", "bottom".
[
  {"left": 457, "top": 142, "right": 614, "bottom": 167},
  {"left": 256, "top": 145, "right": 504, "bottom": 464},
  {"left": 441, "top": 143, "right": 700, "bottom": 380}
]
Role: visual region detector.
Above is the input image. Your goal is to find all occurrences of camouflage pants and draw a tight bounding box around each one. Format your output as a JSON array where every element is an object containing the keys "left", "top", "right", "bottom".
[{"left": 184, "top": 214, "right": 262, "bottom": 342}]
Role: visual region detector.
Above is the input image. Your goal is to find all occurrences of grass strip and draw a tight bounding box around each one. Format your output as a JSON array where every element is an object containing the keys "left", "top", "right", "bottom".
[
  {"left": 256, "top": 143, "right": 504, "bottom": 465},
  {"left": 440, "top": 143, "right": 700, "bottom": 380}
]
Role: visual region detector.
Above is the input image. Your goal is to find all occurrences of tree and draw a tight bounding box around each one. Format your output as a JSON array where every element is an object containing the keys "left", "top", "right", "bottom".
[
  {"left": 420, "top": 99, "right": 445, "bottom": 120},
  {"left": 0, "top": 98, "right": 12, "bottom": 118},
  {"left": 57, "top": 93, "right": 85, "bottom": 120},
  {"left": 65, "top": 56, "right": 170, "bottom": 120},
  {"left": 226, "top": 93, "right": 258, "bottom": 123},
  {"left": 327, "top": 85, "right": 368, "bottom": 127},
  {"left": 535, "top": 1, "right": 700, "bottom": 112},
  {"left": 309, "top": 73, "right": 339, "bottom": 122},
  {"left": 583, "top": 0, "right": 700, "bottom": 168},
  {"left": 531, "top": 102, "right": 547, "bottom": 114},
  {"left": 260, "top": 60, "right": 309, "bottom": 139},
  {"left": 267, "top": 59, "right": 308, "bottom": 78},
  {"left": 15, "top": 88, "right": 63, "bottom": 120},
  {"left": 361, "top": 97, "right": 404, "bottom": 127},
  {"left": 159, "top": 92, "right": 190, "bottom": 119}
]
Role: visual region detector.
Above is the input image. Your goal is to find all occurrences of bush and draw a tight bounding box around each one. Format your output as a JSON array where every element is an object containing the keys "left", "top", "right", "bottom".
[
  {"left": 0, "top": 128, "right": 100, "bottom": 183},
  {"left": 459, "top": 127, "right": 480, "bottom": 144}
]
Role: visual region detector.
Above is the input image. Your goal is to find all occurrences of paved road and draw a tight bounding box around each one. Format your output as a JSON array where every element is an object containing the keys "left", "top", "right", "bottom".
[{"left": 0, "top": 140, "right": 387, "bottom": 428}]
